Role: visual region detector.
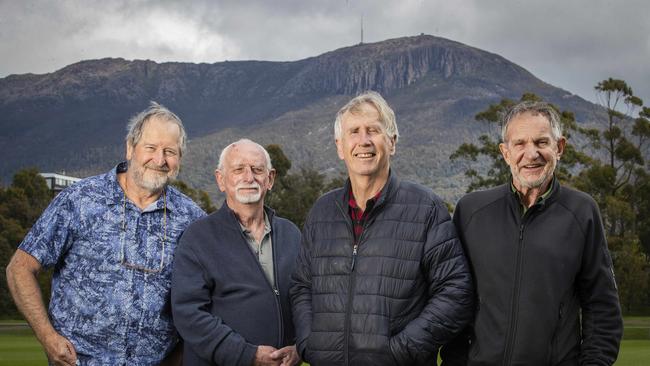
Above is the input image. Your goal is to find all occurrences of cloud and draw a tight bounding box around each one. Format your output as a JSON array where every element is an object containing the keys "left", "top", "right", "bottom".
[
  {"left": 466, "top": 0, "right": 650, "bottom": 105},
  {"left": 0, "top": 0, "right": 648, "bottom": 106}
]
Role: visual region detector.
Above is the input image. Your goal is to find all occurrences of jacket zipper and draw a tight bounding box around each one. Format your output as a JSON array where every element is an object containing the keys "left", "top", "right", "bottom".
[
  {"left": 239, "top": 220, "right": 284, "bottom": 347},
  {"left": 503, "top": 206, "right": 537, "bottom": 365},
  {"left": 271, "top": 227, "right": 284, "bottom": 347},
  {"left": 335, "top": 201, "right": 370, "bottom": 366}
]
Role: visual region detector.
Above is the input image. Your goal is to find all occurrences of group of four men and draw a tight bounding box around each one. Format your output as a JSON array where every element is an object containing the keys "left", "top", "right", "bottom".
[{"left": 6, "top": 91, "right": 622, "bottom": 366}]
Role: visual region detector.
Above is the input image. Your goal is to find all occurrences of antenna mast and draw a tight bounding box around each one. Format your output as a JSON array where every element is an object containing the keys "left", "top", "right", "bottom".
[{"left": 360, "top": 14, "right": 364, "bottom": 44}]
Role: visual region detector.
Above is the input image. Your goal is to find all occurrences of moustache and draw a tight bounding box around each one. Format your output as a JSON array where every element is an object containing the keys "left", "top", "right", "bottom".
[
  {"left": 236, "top": 183, "right": 261, "bottom": 191},
  {"left": 145, "top": 164, "right": 170, "bottom": 173}
]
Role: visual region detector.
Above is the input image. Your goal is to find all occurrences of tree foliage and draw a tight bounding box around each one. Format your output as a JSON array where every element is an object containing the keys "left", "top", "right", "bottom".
[
  {"left": 450, "top": 80, "right": 650, "bottom": 313},
  {"left": 0, "top": 168, "right": 53, "bottom": 319},
  {"left": 575, "top": 79, "right": 650, "bottom": 238},
  {"left": 576, "top": 79, "right": 650, "bottom": 313},
  {"left": 266, "top": 144, "right": 292, "bottom": 178},
  {"left": 171, "top": 180, "right": 216, "bottom": 213},
  {"left": 266, "top": 144, "right": 345, "bottom": 229}
]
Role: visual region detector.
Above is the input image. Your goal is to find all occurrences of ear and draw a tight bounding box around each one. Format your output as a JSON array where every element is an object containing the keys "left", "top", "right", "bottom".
[
  {"left": 267, "top": 169, "right": 276, "bottom": 190},
  {"left": 556, "top": 137, "right": 566, "bottom": 159},
  {"left": 499, "top": 142, "right": 510, "bottom": 165},
  {"left": 215, "top": 169, "right": 226, "bottom": 193},
  {"left": 126, "top": 144, "right": 133, "bottom": 161},
  {"left": 335, "top": 138, "right": 345, "bottom": 160},
  {"left": 389, "top": 135, "right": 396, "bottom": 155}
]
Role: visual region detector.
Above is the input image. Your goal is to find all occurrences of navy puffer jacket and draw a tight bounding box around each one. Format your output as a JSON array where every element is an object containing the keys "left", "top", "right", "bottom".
[{"left": 290, "top": 173, "right": 474, "bottom": 366}]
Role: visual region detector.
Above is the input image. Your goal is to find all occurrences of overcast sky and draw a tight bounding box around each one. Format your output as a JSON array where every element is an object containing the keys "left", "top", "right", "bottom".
[{"left": 1, "top": 0, "right": 648, "bottom": 108}]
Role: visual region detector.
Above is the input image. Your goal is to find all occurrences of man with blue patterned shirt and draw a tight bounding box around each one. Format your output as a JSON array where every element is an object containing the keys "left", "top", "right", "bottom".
[{"left": 6, "top": 102, "right": 205, "bottom": 366}]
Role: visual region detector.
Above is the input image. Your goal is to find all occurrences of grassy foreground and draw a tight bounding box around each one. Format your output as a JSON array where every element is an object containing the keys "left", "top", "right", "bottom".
[
  {"left": 1, "top": 318, "right": 649, "bottom": 365},
  {"left": 0, "top": 325, "right": 46, "bottom": 365}
]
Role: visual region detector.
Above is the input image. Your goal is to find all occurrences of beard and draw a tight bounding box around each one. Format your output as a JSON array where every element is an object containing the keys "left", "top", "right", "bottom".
[
  {"left": 129, "top": 160, "right": 178, "bottom": 193},
  {"left": 235, "top": 182, "right": 263, "bottom": 204}
]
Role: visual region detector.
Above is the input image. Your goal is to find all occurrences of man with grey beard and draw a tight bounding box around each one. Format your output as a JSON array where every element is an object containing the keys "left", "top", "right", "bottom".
[
  {"left": 6, "top": 102, "right": 205, "bottom": 366},
  {"left": 442, "top": 101, "right": 623, "bottom": 365},
  {"left": 171, "top": 139, "right": 301, "bottom": 366}
]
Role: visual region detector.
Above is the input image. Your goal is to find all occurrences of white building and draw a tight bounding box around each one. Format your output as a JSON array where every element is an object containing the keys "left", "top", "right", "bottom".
[{"left": 39, "top": 172, "right": 82, "bottom": 194}]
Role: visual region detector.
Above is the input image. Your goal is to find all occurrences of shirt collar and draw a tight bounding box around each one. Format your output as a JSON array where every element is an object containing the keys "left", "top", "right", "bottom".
[
  {"left": 510, "top": 176, "right": 555, "bottom": 212},
  {"left": 105, "top": 162, "right": 126, "bottom": 206},
  {"left": 347, "top": 183, "right": 382, "bottom": 212}
]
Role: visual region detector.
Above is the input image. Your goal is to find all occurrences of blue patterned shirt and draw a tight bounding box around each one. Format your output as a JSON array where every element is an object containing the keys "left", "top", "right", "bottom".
[{"left": 19, "top": 163, "right": 205, "bottom": 365}]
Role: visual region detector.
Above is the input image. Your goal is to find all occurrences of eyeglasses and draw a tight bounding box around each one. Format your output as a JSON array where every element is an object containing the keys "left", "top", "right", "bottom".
[{"left": 119, "top": 190, "right": 167, "bottom": 273}]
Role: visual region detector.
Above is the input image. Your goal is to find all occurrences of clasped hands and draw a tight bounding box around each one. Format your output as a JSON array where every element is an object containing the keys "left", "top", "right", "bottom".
[{"left": 254, "top": 344, "right": 300, "bottom": 366}]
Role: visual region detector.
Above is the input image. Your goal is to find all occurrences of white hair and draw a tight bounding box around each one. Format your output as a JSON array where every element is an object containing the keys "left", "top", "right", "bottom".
[{"left": 217, "top": 139, "right": 273, "bottom": 171}]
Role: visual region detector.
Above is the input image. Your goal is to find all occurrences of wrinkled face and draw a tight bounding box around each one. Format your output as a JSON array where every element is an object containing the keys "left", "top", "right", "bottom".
[
  {"left": 499, "top": 111, "right": 565, "bottom": 191},
  {"left": 216, "top": 142, "right": 275, "bottom": 205},
  {"left": 335, "top": 103, "right": 396, "bottom": 180},
  {"left": 127, "top": 117, "right": 181, "bottom": 193}
]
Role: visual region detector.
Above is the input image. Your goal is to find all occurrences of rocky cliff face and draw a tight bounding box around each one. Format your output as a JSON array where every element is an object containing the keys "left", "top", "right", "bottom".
[
  {"left": 280, "top": 35, "right": 536, "bottom": 96},
  {"left": 0, "top": 34, "right": 599, "bottom": 200},
  {"left": 0, "top": 35, "right": 535, "bottom": 106}
]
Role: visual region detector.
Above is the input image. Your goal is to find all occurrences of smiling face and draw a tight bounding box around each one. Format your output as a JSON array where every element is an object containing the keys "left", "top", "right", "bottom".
[
  {"left": 126, "top": 116, "right": 181, "bottom": 193},
  {"left": 216, "top": 141, "right": 275, "bottom": 207},
  {"left": 335, "top": 102, "right": 396, "bottom": 182},
  {"left": 499, "top": 111, "right": 565, "bottom": 192}
]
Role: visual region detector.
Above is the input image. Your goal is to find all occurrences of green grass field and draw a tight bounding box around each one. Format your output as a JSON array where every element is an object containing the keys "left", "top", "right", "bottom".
[
  {"left": 1, "top": 318, "right": 649, "bottom": 365},
  {"left": 0, "top": 324, "right": 46, "bottom": 366}
]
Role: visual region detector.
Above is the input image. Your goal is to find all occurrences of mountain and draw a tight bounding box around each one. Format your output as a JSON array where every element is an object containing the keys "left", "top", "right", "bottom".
[{"left": 0, "top": 35, "right": 604, "bottom": 201}]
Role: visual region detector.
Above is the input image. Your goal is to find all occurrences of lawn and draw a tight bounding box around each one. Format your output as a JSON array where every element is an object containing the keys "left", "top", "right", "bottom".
[
  {"left": 1, "top": 318, "right": 649, "bottom": 365},
  {"left": 0, "top": 324, "right": 46, "bottom": 366}
]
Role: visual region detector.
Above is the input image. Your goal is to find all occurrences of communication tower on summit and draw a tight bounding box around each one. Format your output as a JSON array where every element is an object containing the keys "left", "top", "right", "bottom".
[{"left": 360, "top": 14, "right": 364, "bottom": 44}]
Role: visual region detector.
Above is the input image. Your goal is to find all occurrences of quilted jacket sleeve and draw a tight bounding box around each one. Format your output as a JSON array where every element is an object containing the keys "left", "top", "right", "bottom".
[
  {"left": 439, "top": 202, "right": 472, "bottom": 365},
  {"left": 389, "top": 198, "right": 474, "bottom": 365}
]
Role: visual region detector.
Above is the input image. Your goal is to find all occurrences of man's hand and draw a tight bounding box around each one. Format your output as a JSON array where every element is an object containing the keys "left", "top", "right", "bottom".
[
  {"left": 43, "top": 331, "right": 77, "bottom": 366},
  {"left": 253, "top": 345, "right": 280, "bottom": 366},
  {"left": 270, "top": 345, "right": 300, "bottom": 366}
]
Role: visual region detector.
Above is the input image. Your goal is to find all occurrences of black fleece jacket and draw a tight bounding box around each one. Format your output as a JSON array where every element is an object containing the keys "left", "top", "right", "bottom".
[{"left": 442, "top": 179, "right": 622, "bottom": 366}]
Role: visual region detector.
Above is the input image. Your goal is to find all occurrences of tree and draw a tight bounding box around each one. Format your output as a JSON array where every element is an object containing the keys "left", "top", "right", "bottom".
[
  {"left": 1, "top": 168, "right": 53, "bottom": 229},
  {"left": 573, "top": 79, "right": 650, "bottom": 313},
  {"left": 0, "top": 168, "right": 52, "bottom": 318},
  {"left": 172, "top": 180, "right": 216, "bottom": 213},
  {"left": 636, "top": 170, "right": 650, "bottom": 255},
  {"left": 266, "top": 144, "right": 292, "bottom": 178},
  {"left": 575, "top": 79, "right": 649, "bottom": 241},
  {"left": 266, "top": 144, "right": 344, "bottom": 229},
  {"left": 610, "top": 237, "right": 648, "bottom": 313},
  {"left": 0, "top": 213, "right": 25, "bottom": 318}
]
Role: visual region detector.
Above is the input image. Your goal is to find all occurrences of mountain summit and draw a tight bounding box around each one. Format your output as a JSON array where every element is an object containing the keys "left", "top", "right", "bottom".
[
  {"left": 287, "top": 35, "right": 537, "bottom": 94},
  {"left": 0, "top": 35, "right": 600, "bottom": 199}
]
